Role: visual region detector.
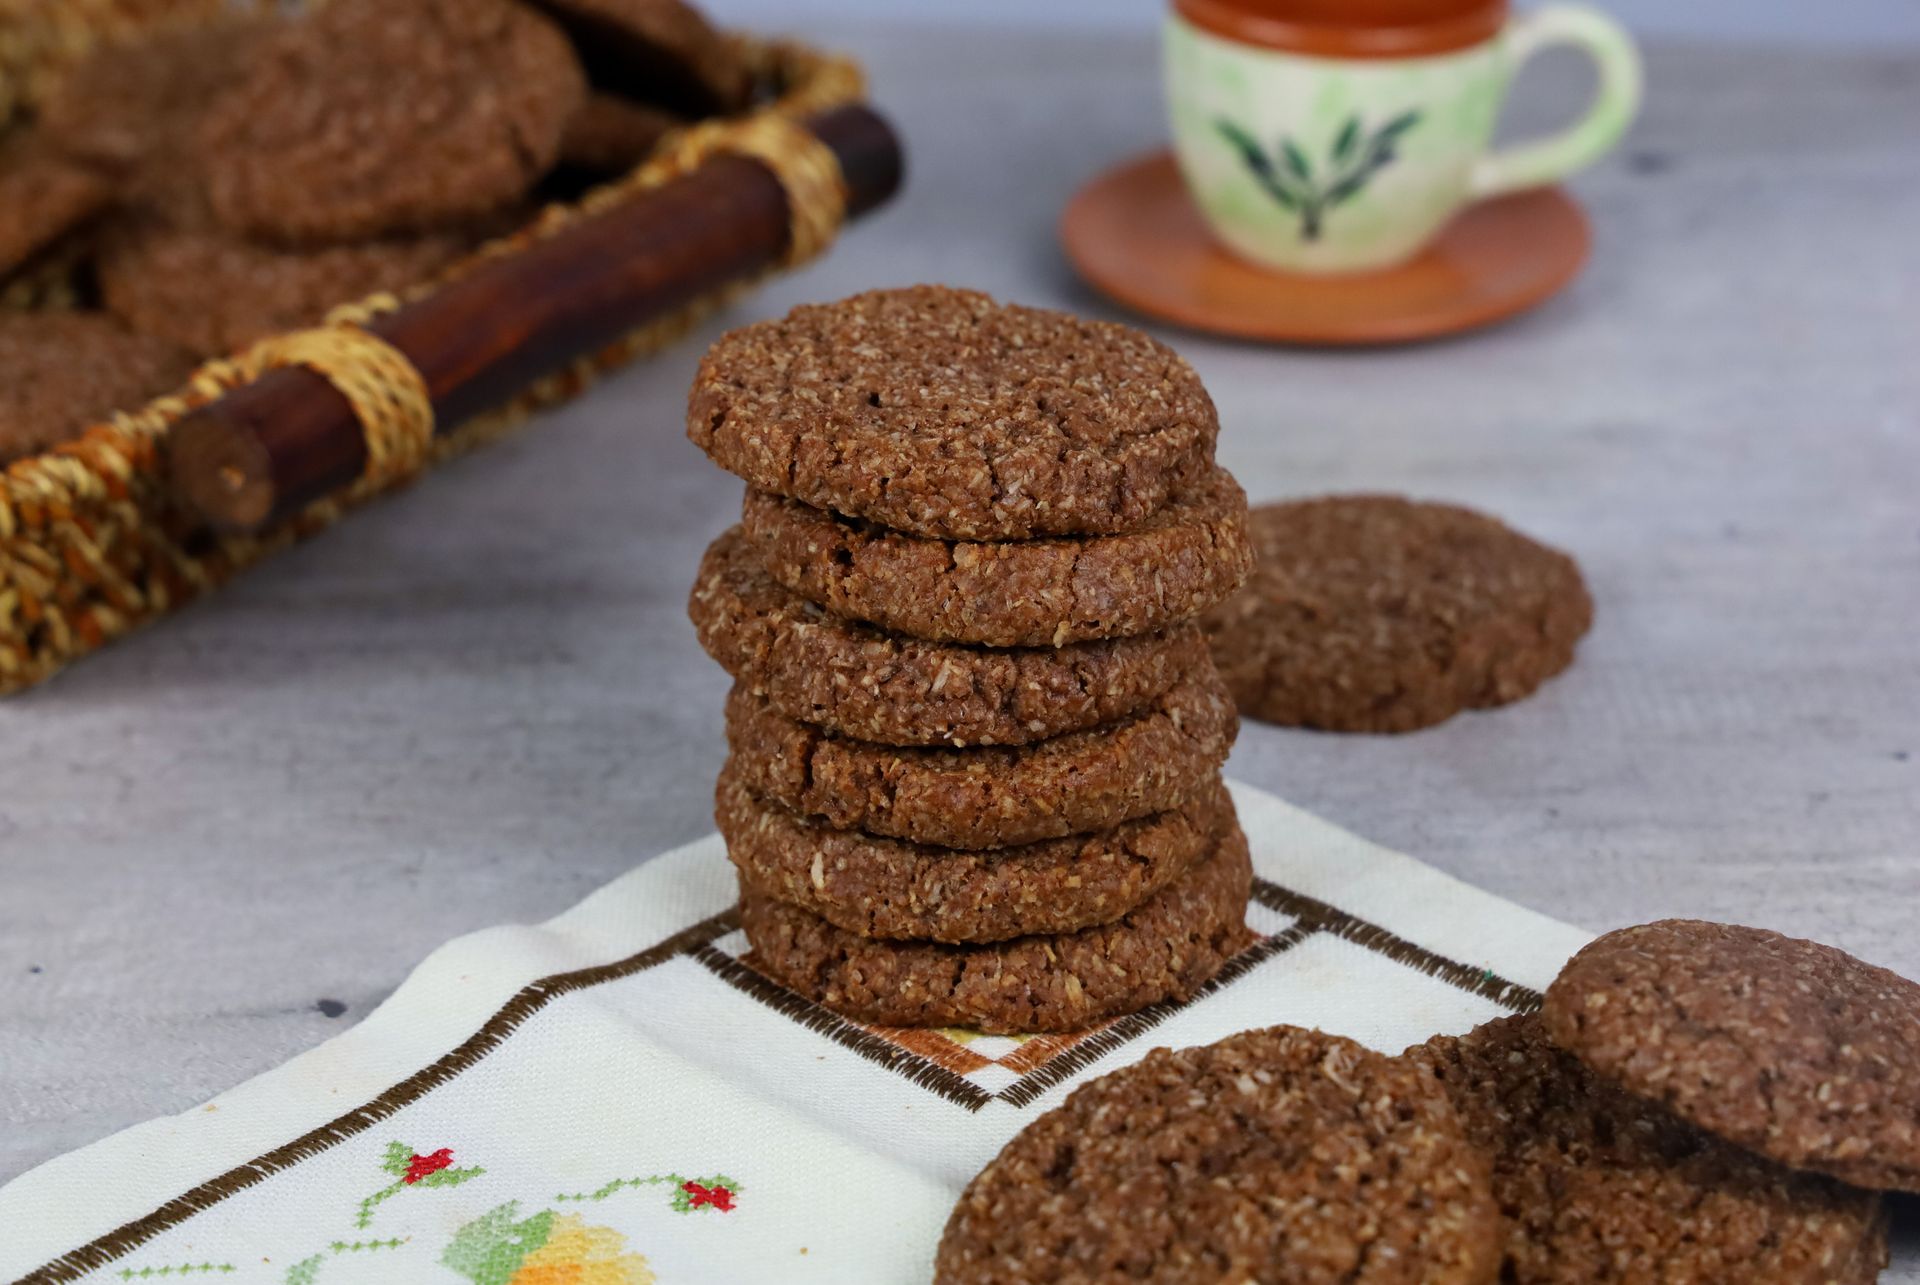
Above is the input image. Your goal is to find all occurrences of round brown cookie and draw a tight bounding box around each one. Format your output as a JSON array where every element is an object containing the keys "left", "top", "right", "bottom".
[
  {"left": 719, "top": 760, "right": 1230, "bottom": 944},
  {"left": 1202, "top": 495, "right": 1592, "bottom": 733},
  {"left": 1407, "top": 1013, "right": 1887, "bottom": 1284},
  {"left": 198, "top": 0, "right": 585, "bottom": 243},
  {"left": 38, "top": 19, "right": 272, "bottom": 176},
  {"left": 723, "top": 666, "right": 1237, "bottom": 850},
  {"left": 690, "top": 525, "right": 1211, "bottom": 746},
  {"left": 741, "top": 466, "right": 1253, "bottom": 649},
  {"left": 0, "top": 134, "right": 111, "bottom": 279},
  {"left": 1543, "top": 919, "right": 1920, "bottom": 1193},
  {"left": 558, "top": 93, "right": 683, "bottom": 173},
  {"left": 0, "top": 313, "right": 195, "bottom": 463},
  {"left": 691, "top": 286, "right": 1222, "bottom": 541},
  {"left": 97, "top": 213, "right": 471, "bottom": 358},
  {"left": 937, "top": 1025, "right": 1499, "bottom": 1284},
  {"left": 742, "top": 818, "right": 1253, "bottom": 1035},
  {"left": 527, "top": 0, "right": 749, "bottom": 118}
]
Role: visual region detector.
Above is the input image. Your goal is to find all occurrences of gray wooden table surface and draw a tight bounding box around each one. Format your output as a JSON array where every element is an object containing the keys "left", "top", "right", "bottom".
[{"left": 2, "top": 23, "right": 1916, "bottom": 1271}]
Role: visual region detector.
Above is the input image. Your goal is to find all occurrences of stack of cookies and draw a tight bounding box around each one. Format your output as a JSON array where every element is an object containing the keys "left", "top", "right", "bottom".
[{"left": 687, "top": 286, "right": 1257, "bottom": 1034}]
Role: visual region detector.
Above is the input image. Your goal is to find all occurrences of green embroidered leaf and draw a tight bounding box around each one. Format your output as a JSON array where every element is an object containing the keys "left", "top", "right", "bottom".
[
  {"left": 1281, "top": 138, "right": 1313, "bottom": 182},
  {"left": 378, "top": 1142, "right": 413, "bottom": 1178},
  {"left": 442, "top": 1203, "right": 554, "bottom": 1285},
  {"left": 1332, "top": 116, "right": 1361, "bottom": 163},
  {"left": 416, "top": 1164, "right": 485, "bottom": 1189},
  {"left": 284, "top": 1257, "right": 323, "bottom": 1285}
]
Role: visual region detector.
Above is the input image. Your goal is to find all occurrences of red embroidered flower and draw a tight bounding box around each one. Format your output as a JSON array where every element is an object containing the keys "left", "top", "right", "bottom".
[
  {"left": 404, "top": 1148, "right": 455, "bottom": 1185},
  {"left": 682, "top": 1180, "right": 735, "bottom": 1212}
]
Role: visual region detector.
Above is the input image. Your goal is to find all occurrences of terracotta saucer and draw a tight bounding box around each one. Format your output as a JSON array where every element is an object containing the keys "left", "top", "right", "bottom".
[{"left": 1061, "top": 150, "right": 1590, "bottom": 345}]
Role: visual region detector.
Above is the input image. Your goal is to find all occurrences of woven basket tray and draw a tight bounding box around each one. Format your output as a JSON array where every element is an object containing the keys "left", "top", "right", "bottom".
[{"left": 0, "top": 0, "right": 865, "bottom": 695}]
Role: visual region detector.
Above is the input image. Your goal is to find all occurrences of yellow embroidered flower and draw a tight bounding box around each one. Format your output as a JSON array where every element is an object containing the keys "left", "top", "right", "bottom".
[{"left": 508, "top": 1215, "right": 655, "bottom": 1285}]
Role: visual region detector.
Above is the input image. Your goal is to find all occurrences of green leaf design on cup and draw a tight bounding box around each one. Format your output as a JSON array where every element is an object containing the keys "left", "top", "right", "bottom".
[{"left": 1214, "top": 110, "right": 1423, "bottom": 241}]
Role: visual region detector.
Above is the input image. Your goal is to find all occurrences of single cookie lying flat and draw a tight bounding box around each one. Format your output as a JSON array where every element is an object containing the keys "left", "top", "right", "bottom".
[
  {"left": 691, "top": 286, "right": 1221, "bottom": 541},
  {"left": 723, "top": 667, "right": 1237, "bottom": 849},
  {"left": 0, "top": 314, "right": 195, "bottom": 463},
  {"left": 1407, "top": 1014, "right": 1887, "bottom": 1284},
  {"left": 1203, "top": 495, "right": 1591, "bottom": 732},
  {"left": 743, "top": 818, "right": 1252, "bottom": 1034},
  {"left": 719, "top": 761, "right": 1228, "bottom": 943},
  {"left": 690, "top": 525, "right": 1209, "bottom": 746},
  {"left": 937, "top": 1025, "right": 1500, "bottom": 1284},
  {"left": 98, "top": 215, "right": 470, "bottom": 357},
  {"left": 529, "top": 0, "right": 750, "bottom": 118},
  {"left": 199, "top": 0, "right": 584, "bottom": 242},
  {"left": 1544, "top": 919, "right": 1920, "bottom": 1193},
  {"left": 741, "top": 466, "right": 1253, "bottom": 648}
]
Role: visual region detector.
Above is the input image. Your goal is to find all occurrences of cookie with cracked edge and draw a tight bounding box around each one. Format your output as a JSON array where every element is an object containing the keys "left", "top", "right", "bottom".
[
  {"left": 690, "top": 525, "right": 1211, "bottom": 746},
  {"left": 740, "top": 466, "right": 1253, "bottom": 649},
  {"left": 528, "top": 0, "right": 750, "bottom": 118},
  {"left": 1407, "top": 1013, "right": 1888, "bottom": 1284},
  {"left": 723, "top": 666, "right": 1237, "bottom": 850},
  {"left": 936, "top": 1024, "right": 1500, "bottom": 1283},
  {"left": 719, "top": 759, "right": 1230, "bottom": 943},
  {"left": 0, "top": 313, "right": 196, "bottom": 463},
  {"left": 742, "top": 816, "right": 1254, "bottom": 1035},
  {"left": 1202, "top": 495, "right": 1592, "bottom": 733},
  {"left": 1543, "top": 919, "right": 1920, "bottom": 1193},
  {"left": 690, "top": 286, "right": 1221, "bottom": 541},
  {"left": 198, "top": 0, "right": 585, "bottom": 242}
]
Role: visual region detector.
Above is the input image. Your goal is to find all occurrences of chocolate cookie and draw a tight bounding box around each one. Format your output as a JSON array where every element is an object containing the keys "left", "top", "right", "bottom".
[
  {"left": 528, "top": 0, "right": 749, "bottom": 118},
  {"left": 97, "top": 214, "right": 470, "bottom": 357},
  {"left": 741, "top": 467, "right": 1253, "bottom": 649},
  {"left": 723, "top": 667, "right": 1237, "bottom": 850},
  {"left": 720, "top": 761, "right": 1229, "bottom": 943},
  {"left": 1407, "top": 1014, "right": 1887, "bottom": 1284},
  {"left": 558, "top": 93, "right": 683, "bottom": 173},
  {"left": 742, "top": 819, "right": 1253, "bottom": 1034},
  {"left": 1543, "top": 919, "right": 1920, "bottom": 1193},
  {"left": 0, "top": 134, "right": 110, "bottom": 279},
  {"left": 691, "top": 286, "right": 1221, "bottom": 541},
  {"left": 690, "top": 526, "right": 1211, "bottom": 746},
  {"left": 199, "top": 0, "right": 585, "bottom": 242},
  {"left": 937, "top": 1025, "right": 1500, "bottom": 1283},
  {"left": 0, "top": 314, "right": 195, "bottom": 463},
  {"left": 1202, "top": 496, "right": 1592, "bottom": 733}
]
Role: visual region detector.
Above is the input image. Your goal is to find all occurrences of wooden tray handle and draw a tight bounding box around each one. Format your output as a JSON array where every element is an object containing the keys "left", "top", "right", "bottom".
[{"left": 167, "top": 103, "right": 903, "bottom": 533}]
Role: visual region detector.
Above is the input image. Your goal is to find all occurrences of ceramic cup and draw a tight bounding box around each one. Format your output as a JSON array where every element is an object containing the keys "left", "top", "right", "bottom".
[{"left": 1165, "top": 0, "right": 1642, "bottom": 274}]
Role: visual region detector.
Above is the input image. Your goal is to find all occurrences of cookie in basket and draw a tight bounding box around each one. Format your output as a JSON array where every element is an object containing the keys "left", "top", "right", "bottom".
[
  {"left": 199, "top": 0, "right": 585, "bottom": 242},
  {"left": 691, "top": 286, "right": 1221, "bottom": 541},
  {"left": 0, "top": 133, "right": 111, "bottom": 281},
  {"left": 0, "top": 313, "right": 194, "bottom": 463},
  {"left": 743, "top": 818, "right": 1253, "bottom": 1035},
  {"left": 1407, "top": 1013, "right": 1888, "bottom": 1283},
  {"left": 1544, "top": 919, "right": 1920, "bottom": 1193},
  {"left": 937, "top": 1025, "right": 1500, "bottom": 1283},
  {"left": 558, "top": 93, "right": 684, "bottom": 174},
  {"left": 740, "top": 466, "right": 1254, "bottom": 649},
  {"left": 528, "top": 0, "right": 751, "bottom": 118},
  {"left": 1203, "top": 495, "right": 1592, "bottom": 732},
  {"left": 97, "top": 214, "right": 473, "bottom": 358},
  {"left": 690, "top": 525, "right": 1211, "bottom": 746},
  {"left": 719, "top": 760, "right": 1230, "bottom": 943},
  {"left": 722, "top": 667, "right": 1237, "bottom": 850}
]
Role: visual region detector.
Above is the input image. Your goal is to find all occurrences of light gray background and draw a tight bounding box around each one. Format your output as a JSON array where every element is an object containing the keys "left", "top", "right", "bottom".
[{"left": 3, "top": 13, "right": 1918, "bottom": 1277}]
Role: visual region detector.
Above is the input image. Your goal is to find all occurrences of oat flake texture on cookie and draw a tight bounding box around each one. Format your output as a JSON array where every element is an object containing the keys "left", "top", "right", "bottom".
[{"left": 689, "top": 286, "right": 1222, "bottom": 541}]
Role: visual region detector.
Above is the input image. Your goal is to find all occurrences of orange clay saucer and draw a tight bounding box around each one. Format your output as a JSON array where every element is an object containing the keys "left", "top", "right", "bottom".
[{"left": 1061, "top": 150, "right": 1590, "bottom": 345}]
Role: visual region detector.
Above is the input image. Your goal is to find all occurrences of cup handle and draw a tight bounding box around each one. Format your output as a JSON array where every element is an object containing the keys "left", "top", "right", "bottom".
[{"left": 1468, "top": 4, "right": 1643, "bottom": 201}]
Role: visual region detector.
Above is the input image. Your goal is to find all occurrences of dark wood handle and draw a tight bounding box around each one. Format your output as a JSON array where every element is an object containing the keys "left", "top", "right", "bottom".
[{"left": 167, "top": 103, "right": 903, "bottom": 532}]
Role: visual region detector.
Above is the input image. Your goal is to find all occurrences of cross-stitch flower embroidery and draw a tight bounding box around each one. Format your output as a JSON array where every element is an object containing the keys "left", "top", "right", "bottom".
[{"left": 443, "top": 1203, "right": 655, "bottom": 1285}]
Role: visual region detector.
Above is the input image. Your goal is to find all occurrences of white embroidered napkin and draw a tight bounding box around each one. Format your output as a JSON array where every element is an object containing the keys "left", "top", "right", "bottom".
[{"left": 0, "top": 780, "right": 1590, "bottom": 1285}]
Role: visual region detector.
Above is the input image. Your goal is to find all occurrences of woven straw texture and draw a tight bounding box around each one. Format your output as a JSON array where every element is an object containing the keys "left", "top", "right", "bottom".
[{"left": 0, "top": 1, "right": 863, "bottom": 695}]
